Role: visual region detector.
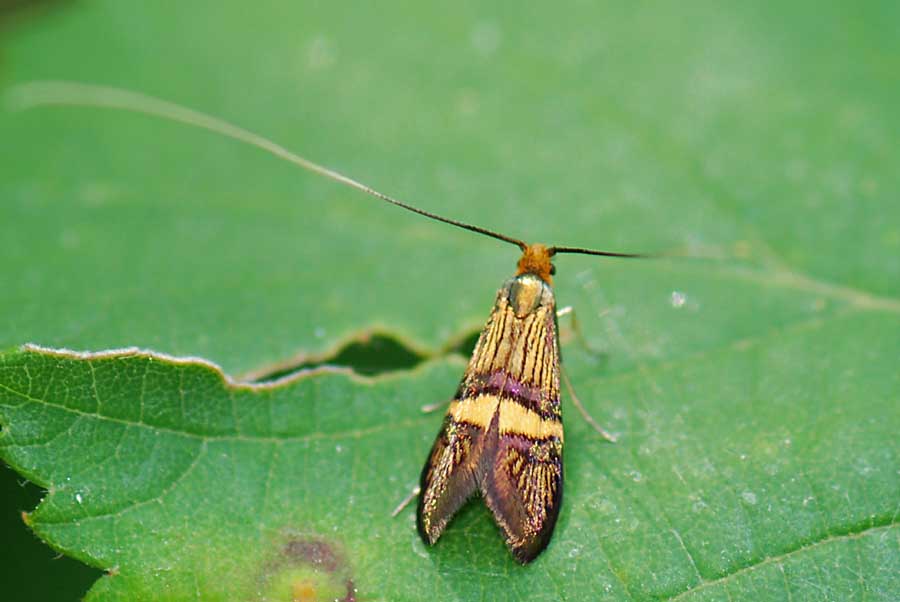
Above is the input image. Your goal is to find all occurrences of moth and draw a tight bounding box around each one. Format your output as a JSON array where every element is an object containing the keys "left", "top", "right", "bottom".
[
  {"left": 416, "top": 242, "right": 628, "bottom": 563},
  {"left": 11, "top": 81, "right": 645, "bottom": 563}
]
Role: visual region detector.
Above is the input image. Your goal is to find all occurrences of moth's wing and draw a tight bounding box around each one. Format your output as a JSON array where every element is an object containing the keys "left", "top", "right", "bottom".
[
  {"left": 416, "top": 412, "right": 489, "bottom": 545},
  {"left": 417, "top": 287, "right": 512, "bottom": 545},
  {"left": 483, "top": 427, "right": 563, "bottom": 563},
  {"left": 481, "top": 293, "right": 564, "bottom": 563}
]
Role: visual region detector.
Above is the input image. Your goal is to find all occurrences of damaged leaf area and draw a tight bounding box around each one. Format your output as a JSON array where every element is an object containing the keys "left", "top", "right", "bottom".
[
  {"left": 0, "top": 345, "right": 457, "bottom": 601},
  {"left": 2, "top": 318, "right": 899, "bottom": 602}
]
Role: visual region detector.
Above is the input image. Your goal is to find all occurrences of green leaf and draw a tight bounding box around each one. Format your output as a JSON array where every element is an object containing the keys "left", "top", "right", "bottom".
[
  {"left": 1, "top": 1, "right": 899, "bottom": 601},
  {"left": 2, "top": 314, "right": 898, "bottom": 602}
]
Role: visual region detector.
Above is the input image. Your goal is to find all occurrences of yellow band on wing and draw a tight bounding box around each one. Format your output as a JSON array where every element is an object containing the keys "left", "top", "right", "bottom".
[
  {"left": 498, "top": 400, "right": 563, "bottom": 441},
  {"left": 449, "top": 394, "right": 500, "bottom": 428},
  {"left": 449, "top": 394, "right": 562, "bottom": 441}
]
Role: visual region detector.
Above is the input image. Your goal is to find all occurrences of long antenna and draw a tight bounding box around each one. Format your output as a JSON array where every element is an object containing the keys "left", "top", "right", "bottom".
[
  {"left": 549, "top": 246, "right": 649, "bottom": 259},
  {"left": 6, "top": 80, "right": 646, "bottom": 259},
  {"left": 6, "top": 81, "right": 526, "bottom": 250}
]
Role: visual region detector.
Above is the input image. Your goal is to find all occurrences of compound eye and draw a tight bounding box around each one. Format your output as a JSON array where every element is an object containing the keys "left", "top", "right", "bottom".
[{"left": 549, "top": 264, "right": 556, "bottom": 276}]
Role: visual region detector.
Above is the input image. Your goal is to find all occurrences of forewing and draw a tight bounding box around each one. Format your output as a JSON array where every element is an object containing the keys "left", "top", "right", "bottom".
[
  {"left": 417, "top": 404, "right": 492, "bottom": 545},
  {"left": 417, "top": 282, "right": 517, "bottom": 544},
  {"left": 484, "top": 426, "right": 563, "bottom": 562},
  {"left": 480, "top": 290, "right": 564, "bottom": 563}
]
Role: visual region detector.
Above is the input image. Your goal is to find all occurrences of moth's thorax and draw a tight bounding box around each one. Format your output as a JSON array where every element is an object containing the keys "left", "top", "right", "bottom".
[{"left": 507, "top": 273, "right": 554, "bottom": 318}]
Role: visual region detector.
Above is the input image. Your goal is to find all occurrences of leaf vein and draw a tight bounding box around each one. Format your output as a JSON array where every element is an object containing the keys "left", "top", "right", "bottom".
[
  {"left": 0, "top": 379, "right": 432, "bottom": 443},
  {"left": 664, "top": 523, "right": 898, "bottom": 602}
]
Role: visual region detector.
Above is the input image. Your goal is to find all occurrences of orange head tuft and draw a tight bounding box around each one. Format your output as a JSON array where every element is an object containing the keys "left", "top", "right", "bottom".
[{"left": 516, "top": 243, "right": 555, "bottom": 283}]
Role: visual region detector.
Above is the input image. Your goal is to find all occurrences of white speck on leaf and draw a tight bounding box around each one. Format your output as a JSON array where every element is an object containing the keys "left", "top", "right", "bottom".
[
  {"left": 455, "top": 88, "right": 480, "bottom": 117},
  {"left": 59, "top": 229, "right": 81, "bottom": 250},
  {"left": 670, "top": 291, "right": 687, "bottom": 308},
  {"left": 306, "top": 35, "right": 338, "bottom": 70},
  {"left": 741, "top": 491, "right": 758, "bottom": 505},
  {"left": 471, "top": 21, "right": 502, "bottom": 55}
]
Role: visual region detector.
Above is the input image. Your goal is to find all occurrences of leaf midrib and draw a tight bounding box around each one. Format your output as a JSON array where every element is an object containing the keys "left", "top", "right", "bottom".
[{"left": 665, "top": 522, "right": 898, "bottom": 602}]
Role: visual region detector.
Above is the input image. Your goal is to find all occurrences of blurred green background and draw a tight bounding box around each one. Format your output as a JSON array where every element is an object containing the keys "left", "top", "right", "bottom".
[{"left": 1, "top": 0, "right": 898, "bottom": 600}]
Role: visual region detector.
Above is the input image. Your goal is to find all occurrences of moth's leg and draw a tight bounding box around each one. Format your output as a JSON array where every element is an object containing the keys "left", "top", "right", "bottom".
[
  {"left": 396, "top": 397, "right": 451, "bottom": 514},
  {"left": 394, "top": 397, "right": 452, "bottom": 514},
  {"left": 400, "top": 398, "right": 451, "bottom": 515},
  {"left": 390, "top": 485, "right": 421, "bottom": 517},
  {"left": 557, "top": 306, "right": 617, "bottom": 441},
  {"left": 421, "top": 398, "right": 453, "bottom": 413},
  {"left": 560, "top": 362, "right": 618, "bottom": 443},
  {"left": 557, "top": 305, "right": 606, "bottom": 357}
]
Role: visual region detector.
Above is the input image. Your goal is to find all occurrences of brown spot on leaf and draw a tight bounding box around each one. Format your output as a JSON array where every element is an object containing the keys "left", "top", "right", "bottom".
[
  {"left": 283, "top": 539, "right": 340, "bottom": 573},
  {"left": 257, "top": 535, "right": 357, "bottom": 602}
]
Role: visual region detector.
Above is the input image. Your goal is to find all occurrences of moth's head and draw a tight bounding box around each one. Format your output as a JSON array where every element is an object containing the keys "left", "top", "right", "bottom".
[{"left": 516, "top": 243, "right": 555, "bottom": 284}]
